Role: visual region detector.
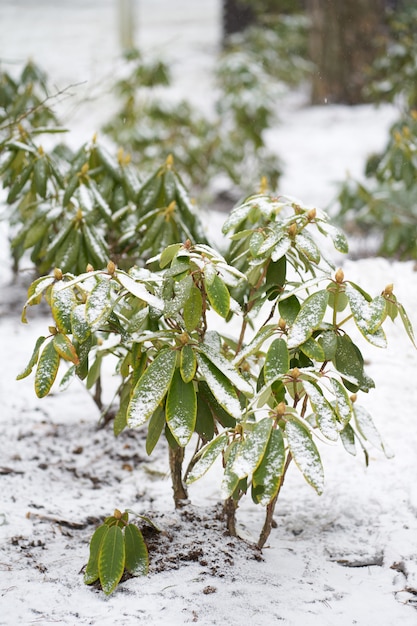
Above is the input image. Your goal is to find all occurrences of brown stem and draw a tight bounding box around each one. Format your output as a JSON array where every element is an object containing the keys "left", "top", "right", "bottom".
[
  {"left": 93, "top": 376, "right": 103, "bottom": 411},
  {"left": 169, "top": 446, "right": 188, "bottom": 508},
  {"left": 223, "top": 496, "right": 238, "bottom": 536},
  {"left": 257, "top": 453, "right": 292, "bottom": 549}
]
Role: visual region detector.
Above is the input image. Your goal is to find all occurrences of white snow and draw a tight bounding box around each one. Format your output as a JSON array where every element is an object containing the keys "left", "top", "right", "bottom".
[{"left": 1, "top": 2, "right": 417, "bottom": 625}]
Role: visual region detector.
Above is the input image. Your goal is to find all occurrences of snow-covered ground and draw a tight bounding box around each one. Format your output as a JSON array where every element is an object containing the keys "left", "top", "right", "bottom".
[{"left": 1, "top": 2, "right": 417, "bottom": 625}]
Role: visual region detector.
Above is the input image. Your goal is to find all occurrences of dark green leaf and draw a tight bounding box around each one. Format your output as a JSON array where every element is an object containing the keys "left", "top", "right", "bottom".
[
  {"left": 264, "top": 338, "right": 289, "bottom": 384},
  {"left": 252, "top": 428, "right": 285, "bottom": 505},
  {"left": 16, "top": 336, "right": 46, "bottom": 380},
  {"left": 287, "top": 290, "right": 329, "bottom": 349},
  {"left": 180, "top": 344, "right": 197, "bottom": 383},
  {"left": 206, "top": 274, "right": 230, "bottom": 318},
  {"left": 84, "top": 524, "right": 109, "bottom": 585},
  {"left": 145, "top": 404, "right": 165, "bottom": 455},
  {"left": 98, "top": 524, "right": 125, "bottom": 595},
  {"left": 196, "top": 353, "right": 241, "bottom": 419},
  {"left": 124, "top": 524, "right": 148, "bottom": 576},
  {"left": 34, "top": 340, "right": 60, "bottom": 398},
  {"left": 166, "top": 368, "right": 197, "bottom": 446}
]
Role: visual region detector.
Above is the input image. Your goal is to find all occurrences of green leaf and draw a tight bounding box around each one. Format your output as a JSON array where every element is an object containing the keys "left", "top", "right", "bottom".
[
  {"left": 330, "top": 378, "right": 353, "bottom": 425},
  {"left": 124, "top": 524, "right": 149, "bottom": 576},
  {"left": 145, "top": 404, "right": 166, "bottom": 455},
  {"left": 345, "top": 283, "right": 387, "bottom": 348},
  {"left": 180, "top": 344, "right": 197, "bottom": 383},
  {"left": 206, "top": 274, "right": 230, "bottom": 318},
  {"left": 35, "top": 340, "right": 60, "bottom": 398},
  {"left": 333, "top": 334, "right": 374, "bottom": 392},
  {"left": 195, "top": 395, "right": 215, "bottom": 441},
  {"left": 183, "top": 285, "right": 203, "bottom": 332},
  {"left": 300, "top": 336, "right": 325, "bottom": 361},
  {"left": 198, "top": 342, "right": 253, "bottom": 396},
  {"left": 166, "top": 368, "right": 197, "bottom": 446},
  {"left": 252, "top": 428, "right": 285, "bottom": 505},
  {"left": 233, "top": 325, "right": 276, "bottom": 365},
  {"left": 98, "top": 524, "right": 126, "bottom": 595},
  {"left": 116, "top": 271, "right": 163, "bottom": 310},
  {"left": 398, "top": 301, "right": 417, "bottom": 348},
  {"left": 186, "top": 433, "right": 228, "bottom": 484},
  {"left": 84, "top": 524, "right": 109, "bottom": 585},
  {"left": 221, "top": 440, "right": 243, "bottom": 499},
  {"left": 232, "top": 417, "right": 273, "bottom": 479},
  {"left": 264, "top": 338, "right": 289, "bottom": 384},
  {"left": 86, "top": 353, "right": 103, "bottom": 390},
  {"left": 278, "top": 295, "right": 300, "bottom": 326},
  {"left": 303, "top": 380, "right": 338, "bottom": 441},
  {"left": 33, "top": 156, "right": 48, "bottom": 198},
  {"left": 128, "top": 349, "right": 176, "bottom": 428},
  {"left": 159, "top": 243, "right": 183, "bottom": 268},
  {"left": 295, "top": 231, "right": 320, "bottom": 263},
  {"left": 16, "top": 336, "right": 46, "bottom": 380},
  {"left": 287, "top": 290, "right": 329, "bottom": 349},
  {"left": 318, "top": 330, "right": 337, "bottom": 360},
  {"left": 286, "top": 419, "right": 324, "bottom": 494},
  {"left": 51, "top": 283, "right": 77, "bottom": 334},
  {"left": 70, "top": 304, "right": 91, "bottom": 343},
  {"left": 52, "top": 334, "right": 79, "bottom": 364},
  {"left": 368, "top": 295, "right": 387, "bottom": 333},
  {"left": 340, "top": 423, "right": 356, "bottom": 456},
  {"left": 86, "top": 276, "right": 113, "bottom": 327},
  {"left": 196, "top": 353, "right": 241, "bottom": 419}
]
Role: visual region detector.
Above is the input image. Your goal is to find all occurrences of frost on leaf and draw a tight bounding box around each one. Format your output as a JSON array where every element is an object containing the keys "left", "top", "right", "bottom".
[
  {"left": 128, "top": 349, "right": 176, "bottom": 429},
  {"left": 166, "top": 368, "right": 197, "bottom": 446},
  {"left": 187, "top": 433, "right": 228, "bottom": 484},
  {"left": 303, "top": 380, "right": 339, "bottom": 441},
  {"left": 252, "top": 428, "right": 285, "bottom": 505},
  {"left": 196, "top": 353, "right": 242, "bottom": 419},
  {"left": 286, "top": 419, "right": 324, "bottom": 494},
  {"left": 232, "top": 417, "right": 273, "bottom": 479},
  {"left": 287, "top": 290, "right": 329, "bottom": 349}
]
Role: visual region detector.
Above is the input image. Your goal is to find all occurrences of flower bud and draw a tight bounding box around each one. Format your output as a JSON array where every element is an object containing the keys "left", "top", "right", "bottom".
[
  {"left": 278, "top": 317, "right": 286, "bottom": 331},
  {"left": 114, "top": 509, "right": 122, "bottom": 520},
  {"left": 350, "top": 393, "right": 357, "bottom": 403},
  {"left": 307, "top": 208, "right": 316, "bottom": 221},
  {"left": 288, "top": 223, "right": 297, "bottom": 237},
  {"left": 53, "top": 267, "right": 63, "bottom": 281},
  {"left": 107, "top": 260, "right": 116, "bottom": 275},
  {"left": 86, "top": 263, "right": 94, "bottom": 272},
  {"left": 291, "top": 367, "right": 300, "bottom": 379},
  {"left": 335, "top": 268, "right": 344, "bottom": 284},
  {"left": 383, "top": 283, "right": 394, "bottom": 296},
  {"left": 276, "top": 401, "right": 286, "bottom": 416}
]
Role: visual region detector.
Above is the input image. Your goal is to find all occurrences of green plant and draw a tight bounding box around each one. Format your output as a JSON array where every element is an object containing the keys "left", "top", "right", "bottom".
[
  {"left": 335, "top": 110, "right": 417, "bottom": 259},
  {"left": 84, "top": 509, "right": 151, "bottom": 595},
  {"left": 17, "top": 184, "right": 415, "bottom": 597}
]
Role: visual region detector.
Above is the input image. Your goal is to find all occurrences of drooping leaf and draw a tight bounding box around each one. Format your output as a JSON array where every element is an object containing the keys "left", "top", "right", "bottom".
[
  {"left": 16, "top": 336, "right": 46, "bottom": 380},
  {"left": 252, "top": 428, "right": 285, "bottom": 505},
  {"left": 84, "top": 524, "right": 109, "bottom": 585},
  {"left": 340, "top": 423, "right": 356, "bottom": 456},
  {"left": 303, "top": 380, "right": 338, "bottom": 441},
  {"left": 70, "top": 304, "right": 90, "bottom": 343},
  {"left": 221, "top": 440, "right": 243, "bottom": 499},
  {"left": 330, "top": 378, "right": 353, "bottom": 425},
  {"left": 300, "top": 336, "right": 325, "bottom": 361},
  {"left": 205, "top": 274, "right": 230, "bottom": 318},
  {"left": 116, "top": 271, "right": 163, "bottom": 310},
  {"left": 286, "top": 419, "right": 324, "bottom": 494},
  {"left": 186, "top": 432, "right": 228, "bottom": 484},
  {"left": 98, "top": 524, "right": 126, "bottom": 595},
  {"left": 34, "top": 340, "right": 60, "bottom": 398},
  {"left": 345, "top": 283, "right": 387, "bottom": 347},
  {"left": 232, "top": 418, "right": 273, "bottom": 479},
  {"left": 180, "top": 344, "right": 197, "bottom": 383},
  {"left": 287, "top": 290, "right": 329, "bottom": 349},
  {"left": 354, "top": 404, "right": 392, "bottom": 458},
  {"left": 166, "top": 368, "right": 197, "bottom": 446},
  {"left": 128, "top": 349, "right": 176, "bottom": 428},
  {"left": 368, "top": 295, "right": 387, "bottom": 333},
  {"left": 159, "top": 243, "right": 183, "bottom": 268},
  {"left": 278, "top": 295, "right": 300, "bottom": 326},
  {"left": 398, "top": 301, "right": 417, "bottom": 348},
  {"left": 196, "top": 353, "right": 241, "bottom": 419},
  {"left": 124, "top": 524, "right": 149, "bottom": 576},
  {"left": 264, "top": 338, "right": 289, "bottom": 384},
  {"left": 195, "top": 395, "right": 215, "bottom": 441},
  {"left": 333, "top": 334, "right": 375, "bottom": 392}
]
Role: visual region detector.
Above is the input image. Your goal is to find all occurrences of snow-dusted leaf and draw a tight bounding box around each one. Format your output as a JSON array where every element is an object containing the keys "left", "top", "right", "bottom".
[
  {"left": 271, "top": 235, "right": 291, "bottom": 262},
  {"left": 340, "top": 423, "right": 356, "bottom": 456},
  {"left": 286, "top": 419, "right": 324, "bottom": 494},
  {"left": 330, "top": 378, "right": 353, "bottom": 425},
  {"left": 222, "top": 202, "right": 253, "bottom": 233},
  {"left": 98, "top": 525, "right": 125, "bottom": 596},
  {"left": 128, "top": 349, "right": 176, "bottom": 428},
  {"left": 252, "top": 428, "right": 285, "bottom": 505},
  {"left": 145, "top": 405, "right": 165, "bottom": 455},
  {"left": 117, "top": 271, "right": 163, "bottom": 310},
  {"left": 196, "top": 353, "right": 241, "bottom": 419},
  {"left": 233, "top": 325, "right": 276, "bottom": 365},
  {"left": 86, "top": 276, "right": 113, "bottom": 327},
  {"left": 124, "top": 524, "right": 148, "bottom": 576},
  {"left": 368, "top": 295, "right": 387, "bottom": 333},
  {"left": 166, "top": 368, "right": 197, "bottom": 446},
  {"left": 159, "top": 243, "right": 183, "bottom": 268},
  {"left": 345, "top": 283, "right": 387, "bottom": 348},
  {"left": 287, "top": 290, "right": 329, "bottom": 349},
  {"left": 232, "top": 417, "right": 273, "bottom": 479},
  {"left": 333, "top": 334, "right": 375, "bottom": 392},
  {"left": 398, "top": 301, "right": 417, "bottom": 348},
  {"left": 198, "top": 342, "right": 253, "bottom": 396},
  {"left": 183, "top": 285, "right": 203, "bottom": 332},
  {"left": 303, "top": 380, "right": 339, "bottom": 441},
  {"left": 51, "top": 282, "right": 77, "bottom": 333},
  {"left": 35, "top": 340, "right": 60, "bottom": 398},
  {"left": 21, "top": 275, "right": 55, "bottom": 322},
  {"left": 70, "top": 304, "right": 90, "bottom": 343},
  {"left": 164, "top": 274, "right": 193, "bottom": 316},
  {"left": 221, "top": 440, "right": 243, "bottom": 499},
  {"left": 186, "top": 432, "right": 228, "bottom": 484},
  {"left": 295, "top": 231, "right": 320, "bottom": 263},
  {"left": 354, "top": 405, "right": 392, "bottom": 458},
  {"left": 317, "top": 221, "right": 349, "bottom": 254},
  {"left": 300, "top": 336, "right": 325, "bottom": 361},
  {"left": 264, "top": 338, "right": 289, "bottom": 384}
]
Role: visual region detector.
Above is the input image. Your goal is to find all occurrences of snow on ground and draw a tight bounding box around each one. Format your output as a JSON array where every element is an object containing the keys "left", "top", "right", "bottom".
[{"left": 1, "top": 2, "right": 417, "bottom": 625}]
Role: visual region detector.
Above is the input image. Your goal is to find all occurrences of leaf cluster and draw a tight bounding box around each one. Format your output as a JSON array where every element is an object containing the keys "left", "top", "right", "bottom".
[{"left": 84, "top": 509, "right": 149, "bottom": 595}]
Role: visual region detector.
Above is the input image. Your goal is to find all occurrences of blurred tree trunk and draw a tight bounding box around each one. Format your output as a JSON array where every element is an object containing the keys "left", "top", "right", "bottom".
[
  {"left": 222, "top": 0, "right": 256, "bottom": 45},
  {"left": 307, "top": 0, "right": 386, "bottom": 104}
]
